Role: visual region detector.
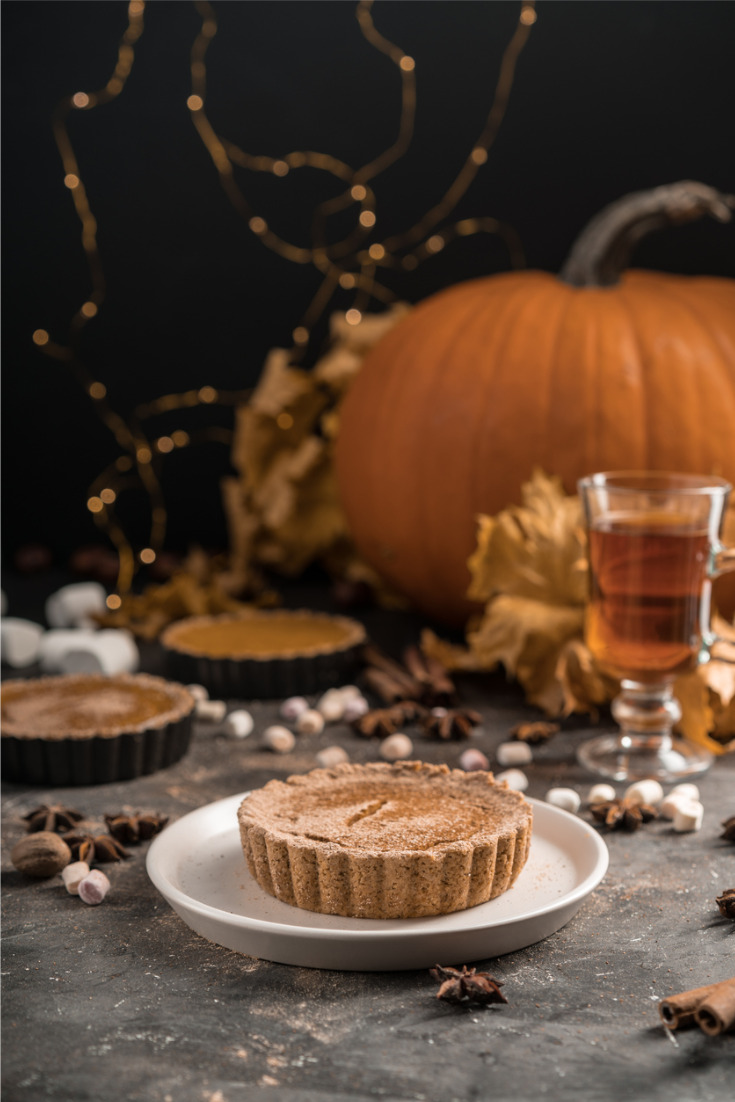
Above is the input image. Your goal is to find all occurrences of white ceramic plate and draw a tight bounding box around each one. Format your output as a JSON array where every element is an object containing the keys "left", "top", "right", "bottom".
[{"left": 146, "top": 793, "right": 608, "bottom": 971}]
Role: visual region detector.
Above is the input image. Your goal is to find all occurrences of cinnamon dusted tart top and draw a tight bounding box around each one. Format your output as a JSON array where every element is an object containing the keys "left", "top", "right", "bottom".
[
  {"left": 1, "top": 672, "right": 196, "bottom": 740},
  {"left": 238, "top": 761, "right": 531, "bottom": 855},
  {"left": 160, "top": 609, "right": 366, "bottom": 661}
]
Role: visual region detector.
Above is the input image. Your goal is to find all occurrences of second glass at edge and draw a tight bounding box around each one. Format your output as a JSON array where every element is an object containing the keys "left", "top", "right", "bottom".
[{"left": 577, "top": 470, "right": 733, "bottom": 782}]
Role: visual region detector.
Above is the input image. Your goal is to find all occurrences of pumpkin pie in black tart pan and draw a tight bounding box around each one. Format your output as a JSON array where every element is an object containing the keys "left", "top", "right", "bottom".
[
  {"left": 1, "top": 672, "right": 196, "bottom": 786},
  {"left": 160, "top": 609, "right": 367, "bottom": 699}
]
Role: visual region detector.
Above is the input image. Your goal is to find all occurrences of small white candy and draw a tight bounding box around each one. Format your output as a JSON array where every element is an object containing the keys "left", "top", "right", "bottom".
[
  {"left": 337, "top": 685, "right": 362, "bottom": 701},
  {"left": 262, "top": 725, "right": 296, "bottom": 753},
  {"left": 380, "top": 732, "right": 413, "bottom": 761},
  {"left": 296, "top": 709, "right": 325, "bottom": 735},
  {"left": 545, "top": 788, "right": 581, "bottom": 814},
  {"left": 316, "top": 690, "right": 345, "bottom": 723},
  {"left": 280, "top": 696, "right": 309, "bottom": 722},
  {"left": 58, "top": 629, "right": 139, "bottom": 676},
  {"left": 495, "top": 768, "right": 529, "bottom": 792},
  {"left": 459, "top": 747, "right": 490, "bottom": 772},
  {"left": 187, "top": 683, "right": 209, "bottom": 702},
  {"left": 62, "top": 861, "right": 91, "bottom": 895},
  {"left": 0, "top": 618, "right": 44, "bottom": 668},
  {"left": 496, "top": 741, "right": 533, "bottom": 767},
  {"left": 624, "top": 779, "right": 664, "bottom": 807},
  {"left": 670, "top": 783, "right": 700, "bottom": 803},
  {"left": 195, "top": 699, "right": 227, "bottom": 723},
  {"left": 587, "top": 783, "right": 617, "bottom": 806},
  {"left": 672, "top": 800, "right": 704, "bottom": 833},
  {"left": 316, "top": 745, "right": 350, "bottom": 769},
  {"left": 38, "top": 629, "right": 96, "bottom": 672},
  {"left": 45, "top": 582, "right": 107, "bottom": 629},
  {"left": 342, "top": 695, "right": 369, "bottom": 723},
  {"left": 224, "top": 709, "right": 254, "bottom": 739},
  {"left": 78, "top": 869, "right": 110, "bottom": 905}
]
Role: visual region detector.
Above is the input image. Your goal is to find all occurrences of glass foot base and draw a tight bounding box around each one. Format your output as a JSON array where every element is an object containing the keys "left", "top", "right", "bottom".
[{"left": 577, "top": 733, "right": 713, "bottom": 783}]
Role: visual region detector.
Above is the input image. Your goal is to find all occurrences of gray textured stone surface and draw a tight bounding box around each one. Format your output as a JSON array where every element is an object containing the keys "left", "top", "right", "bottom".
[{"left": 2, "top": 599, "right": 734, "bottom": 1101}]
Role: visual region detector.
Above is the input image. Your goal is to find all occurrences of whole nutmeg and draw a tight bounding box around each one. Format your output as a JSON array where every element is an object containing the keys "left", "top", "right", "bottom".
[{"left": 11, "top": 831, "right": 72, "bottom": 877}]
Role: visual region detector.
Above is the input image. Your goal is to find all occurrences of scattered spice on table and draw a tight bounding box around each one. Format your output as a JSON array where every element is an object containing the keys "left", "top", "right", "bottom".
[
  {"left": 430, "top": 964, "right": 508, "bottom": 1006},
  {"left": 63, "top": 832, "right": 130, "bottom": 863},
  {"left": 422, "top": 708, "right": 482, "bottom": 741},
  {"left": 104, "top": 812, "right": 169, "bottom": 845},
  {"left": 23, "top": 804, "right": 84, "bottom": 834},
  {"left": 716, "top": 889, "right": 735, "bottom": 919},
  {"left": 510, "top": 720, "right": 560, "bottom": 744},
  {"left": 352, "top": 702, "right": 427, "bottom": 738},
  {"left": 590, "top": 797, "right": 658, "bottom": 832}
]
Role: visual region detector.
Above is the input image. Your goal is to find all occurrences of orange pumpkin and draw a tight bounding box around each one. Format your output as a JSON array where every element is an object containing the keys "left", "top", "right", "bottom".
[{"left": 335, "top": 182, "right": 735, "bottom": 626}]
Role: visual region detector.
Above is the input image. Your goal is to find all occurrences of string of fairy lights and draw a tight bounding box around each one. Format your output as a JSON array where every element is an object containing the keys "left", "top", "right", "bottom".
[{"left": 31, "top": 0, "right": 537, "bottom": 603}]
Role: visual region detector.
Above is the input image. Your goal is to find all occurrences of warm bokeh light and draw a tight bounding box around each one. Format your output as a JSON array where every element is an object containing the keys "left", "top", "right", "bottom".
[
  {"left": 187, "top": 94, "right": 204, "bottom": 111},
  {"left": 106, "top": 594, "right": 123, "bottom": 610},
  {"left": 272, "top": 160, "right": 289, "bottom": 177},
  {"left": 339, "top": 273, "right": 356, "bottom": 289},
  {"left": 139, "top": 548, "right": 156, "bottom": 565},
  {"left": 87, "top": 496, "right": 104, "bottom": 514},
  {"left": 32, "top": 329, "right": 50, "bottom": 346},
  {"left": 470, "top": 147, "right": 488, "bottom": 165},
  {"left": 72, "top": 92, "right": 90, "bottom": 108},
  {"left": 156, "top": 436, "right": 174, "bottom": 453},
  {"left": 345, "top": 308, "right": 362, "bottom": 326},
  {"left": 80, "top": 301, "right": 98, "bottom": 318},
  {"left": 89, "top": 381, "right": 107, "bottom": 399},
  {"left": 426, "top": 235, "right": 445, "bottom": 253},
  {"left": 351, "top": 185, "right": 367, "bottom": 201},
  {"left": 368, "top": 244, "right": 386, "bottom": 261},
  {"left": 249, "top": 216, "right": 267, "bottom": 234},
  {"left": 100, "top": 488, "right": 117, "bottom": 504},
  {"left": 520, "top": 6, "right": 538, "bottom": 26},
  {"left": 64, "top": 174, "right": 80, "bottom": 189},
  {"left": 292, "top": 327, "right": 309, "bottom": 345},
  {"left": 136, "top": 447, "right": 152, "bottom": 464},
  {"left": 359, "top": 211, "right": 376, "bottom": 228},
  {"left": 199, "top": 386, "right": 217, "bottom": 403},
  {"left": 171, "top": 430, "right": 190, "bottom": 447},
  {"left": 277, "top": 412, "right": 294, "bottom": 430},
  {"left": 399, "top": 56, "right": 415, "bottom": 72}
]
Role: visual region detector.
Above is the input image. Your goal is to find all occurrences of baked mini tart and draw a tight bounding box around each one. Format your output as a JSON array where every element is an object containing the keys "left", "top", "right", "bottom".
[
  {"left": 1, "top": 672, "right": 196, "bottom": 786},
  {"left": 237, "top": 761, "right": 533, "bottom": 919},
  {"left": 160, "top": 609, "right": 366, "bottom": 699}
]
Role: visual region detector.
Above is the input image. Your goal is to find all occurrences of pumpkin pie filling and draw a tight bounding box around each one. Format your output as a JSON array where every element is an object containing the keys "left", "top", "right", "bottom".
[
  {"left": 238, "top": 761, "right": 533, "bottom": 919},
  {"left": 162, "top": 611, "right": 363, "bottom": 659}
]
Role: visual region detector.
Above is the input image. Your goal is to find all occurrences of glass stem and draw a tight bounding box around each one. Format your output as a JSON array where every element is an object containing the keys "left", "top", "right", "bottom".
[{"left": 610, "top": 680, "right": 682, "bottom": 750}]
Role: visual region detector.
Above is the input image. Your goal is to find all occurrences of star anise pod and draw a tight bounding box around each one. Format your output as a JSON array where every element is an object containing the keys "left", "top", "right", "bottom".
[
  {"left": 422, "top": 708, "right": 482, "bottom": 741},
  {"left": 104, "top": 812, "right": 169, "bottom": 845},
  {"left": 23, "top": 804, "right": 85, "bottom": 834},
  {"left": 510, "top": 721, "right": 560, "bottom": 745},
  {"left": 429, "top": 964, "right": 508, "bottom": 1006},
  {"left": 353, "top": 702, "right": 427, "bottom": 738},
  {"left": 716, "top": 889, "right": 735, "bottom": 919},
  {"left": 62, "top": 832, "right": 130, "bottom": 863},
  {"left": 721, "top": 816, "right": 735, "bottom": 843},
  {"left": 590, "top": 798, "right": 658, "bottom": 832}
]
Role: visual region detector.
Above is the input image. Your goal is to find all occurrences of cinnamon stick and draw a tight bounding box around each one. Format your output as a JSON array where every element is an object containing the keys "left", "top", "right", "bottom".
[
  {"left": 362, "top": 646, "right": 423, "bottom": 698},
  {"left": 659, "top": 976, "right": 735, "bottom": 1031},
  {"left": 363, "top": 668, "right": 412, "bottom": 705},
  {"left": 695, "top": 978, "right": 735, "bottom": 1036}
]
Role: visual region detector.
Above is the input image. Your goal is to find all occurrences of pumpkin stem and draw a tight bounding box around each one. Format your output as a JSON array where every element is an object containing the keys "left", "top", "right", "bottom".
[{"left": 559, "top": 181, "right": 735, "bottom": 288}]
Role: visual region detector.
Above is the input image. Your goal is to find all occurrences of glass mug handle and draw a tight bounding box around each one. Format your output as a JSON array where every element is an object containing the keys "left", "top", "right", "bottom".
[{"left": 705, "top": 540, "right": 735, "bottom": 665}]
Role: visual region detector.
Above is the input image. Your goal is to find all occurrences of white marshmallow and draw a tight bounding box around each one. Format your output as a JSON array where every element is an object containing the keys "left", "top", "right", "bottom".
[
  {"left": 62, "top": 861, "right": 91, "bottom": 895},
  {"left": 459, "top": 748, "right": 490, "bottom": 772},
  {"left": 0, "top": 618, "right": 44, "bottom": 668},
  {"left": 337, "top": 685, "right": 362, "bottom": 701},
  {"left": 342, "top": 695, "right": 369, "bottom": 723},
  {"left": 37, "top": 627, "right": 139, "bottom": 675},
  {"left": 78, "top": 869, "right": 110, "bottom": 905},
  {"left": 496, "top": 741, "right": 533, "bottom": 767},
  {"left": 669, "top": 783, "right": 700, "bottom": 803},
  {"left": 672, "top": 800, "right": 704, "bottom": 833},
  {"left": 495, "top": 768, "right": 529, "bottom": 792},
  {"left": 587, "top": 783, "right": 617, "bottom": 806},
  {"left": 223, "top": 709, "right": 254, "bottom": 739},
  {"left": 296, "top": 709, "right": 325, "bottom": 735},
  {"left": 545, "top": 788, "right": 581, "bottom": 814},
  {"left": 45, "top": 582, "right": 107, "bottom": 629},
  {"left": 262, "top": 725, "right": 296, "bottom": 753},
  {"left": 195, "top": 699, "right": 227, "bottom": 723},
  {"left": 624, "top": 779, "right": 664, "bottom": 807},
  {"left": 316, "top": 745, "right": 350, "bottom": 769},
  {"left": 660, "top": 794, "right": 688, "bottom": 821},
  {"left": 316, "top": 689, "right": 345, "bottom": 723},
  {"left": 380, "top": 733, "right": 413, "bottom": 761},
  {"left": 186, "top": 683, "right": 209, "bottom": 702},
  {"left": 280, "top": 696, "right": 309, "bottom": 722}
]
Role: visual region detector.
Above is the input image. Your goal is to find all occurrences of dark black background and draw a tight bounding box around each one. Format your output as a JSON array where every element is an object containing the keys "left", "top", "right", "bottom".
[{"left": 3, "top": 0, "right": 734, "bottom": 562}]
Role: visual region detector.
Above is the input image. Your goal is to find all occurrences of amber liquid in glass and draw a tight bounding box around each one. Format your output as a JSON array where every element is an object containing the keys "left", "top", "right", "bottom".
[{"left": 586, "top": 512, "right": 710, "bottom": 681}]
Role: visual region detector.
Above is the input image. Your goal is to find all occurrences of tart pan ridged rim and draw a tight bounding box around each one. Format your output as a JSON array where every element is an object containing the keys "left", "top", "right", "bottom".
[{"left": 237, "top": 762, "right": 533, "bottom": 920}]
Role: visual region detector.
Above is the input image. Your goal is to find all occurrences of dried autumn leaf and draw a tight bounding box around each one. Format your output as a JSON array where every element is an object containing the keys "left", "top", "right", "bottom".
[
  {"left": 555, "top": 638, "right": 618, "bottom": 718},
  {"left": 467, "top": 470, "right": 587, "bottom": 607}
]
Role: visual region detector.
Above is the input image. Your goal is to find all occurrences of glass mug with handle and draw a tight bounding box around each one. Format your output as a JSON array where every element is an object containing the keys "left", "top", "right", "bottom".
[{"left": 577, "top": 471, "right": 735, "bottom": 782}]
